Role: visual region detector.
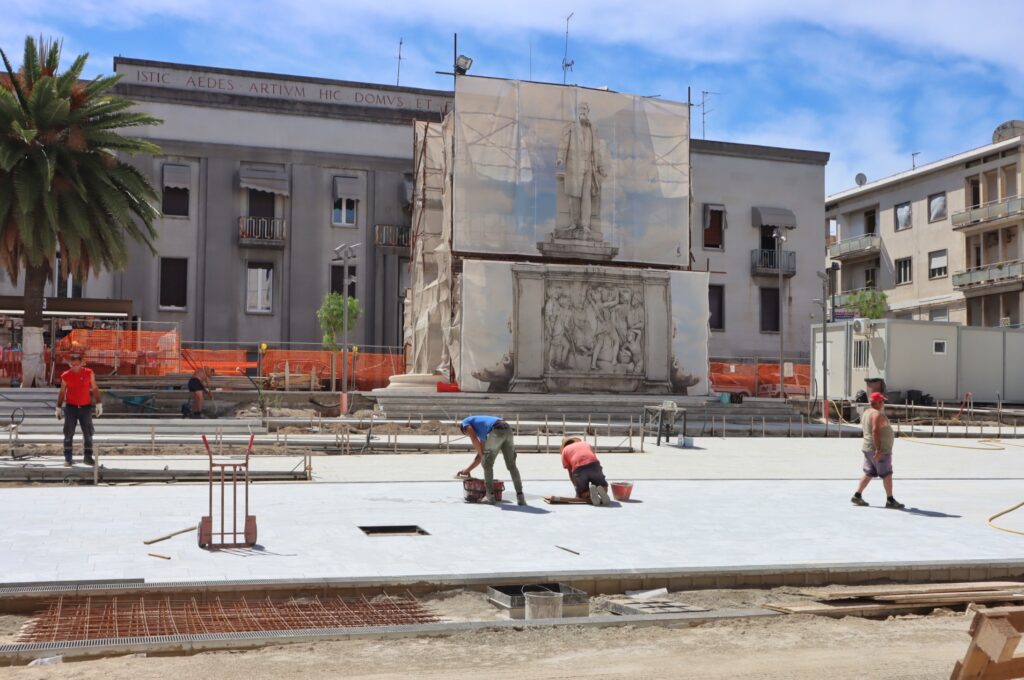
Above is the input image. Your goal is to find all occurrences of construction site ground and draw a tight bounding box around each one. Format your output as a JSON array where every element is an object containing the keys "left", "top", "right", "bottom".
[{"left": 2, "top": 434, "right": 1024, "bottom": 676}]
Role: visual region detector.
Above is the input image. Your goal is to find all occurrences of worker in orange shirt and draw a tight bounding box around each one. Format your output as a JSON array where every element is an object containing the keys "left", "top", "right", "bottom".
[
  {"left": 560, "top": 436, "right": 611, "bottom": 506},
  {"left": 55, "top": 350, "right": 103, "bottom": 467}
]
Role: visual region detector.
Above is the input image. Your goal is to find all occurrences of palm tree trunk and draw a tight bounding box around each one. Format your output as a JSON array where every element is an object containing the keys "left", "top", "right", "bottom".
[{"left": 21, "top": 263, "right": 48, "bottom": 387}]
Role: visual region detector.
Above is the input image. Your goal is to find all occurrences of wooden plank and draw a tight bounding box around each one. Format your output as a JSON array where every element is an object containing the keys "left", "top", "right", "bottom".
[
  {"left": 543, "top": 495, "right": 589, "bottom": 505},
  {"left": 800, "top": 582, "right": 1024, "bottom": 601},
  {"left": 975, "top": 616, "right": 1022, "bottom": 664},
  {"left": 983, "top": 656, "right": 1024, "bottom": 680},
  {"left": 951, "top": 642, "right": 991, "bottom": 680},
  {"left": 764, "top": 602, "right": 932, "bottom": 617},
  {"left": 875, "top": 592, "right": 1024, "bottom": 605}
]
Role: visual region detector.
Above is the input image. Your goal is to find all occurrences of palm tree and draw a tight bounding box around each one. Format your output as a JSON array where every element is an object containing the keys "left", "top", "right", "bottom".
[{"left": 0, "top": 36, "right": 161, "bottom": 385}]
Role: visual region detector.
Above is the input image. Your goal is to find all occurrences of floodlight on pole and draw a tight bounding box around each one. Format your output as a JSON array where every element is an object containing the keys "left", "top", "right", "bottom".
[{"left": 455, "top": 54, "right": 473, "bottom": 75}]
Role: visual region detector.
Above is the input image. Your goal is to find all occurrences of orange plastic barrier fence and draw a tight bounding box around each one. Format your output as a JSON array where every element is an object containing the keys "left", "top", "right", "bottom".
[
  {"left": 709, "top": 361, "right": 810, "bottom": 398},
  {"left": 262, "top": 349, "right": 405, "bottom": 390},
  {"left": 55, "top": 329, "right": 179, "bottom": 376},
  {"left": 180, "top": 348, "right": 254, "bottom": 376}
]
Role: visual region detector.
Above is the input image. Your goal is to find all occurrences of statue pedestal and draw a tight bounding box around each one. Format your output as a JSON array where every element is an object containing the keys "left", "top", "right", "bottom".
[
  {"left": 373, "top": 373, "right": 443, "bottom": 393},
  {"left": 537, "top": 236, "right": 618, "bottom": 262}
]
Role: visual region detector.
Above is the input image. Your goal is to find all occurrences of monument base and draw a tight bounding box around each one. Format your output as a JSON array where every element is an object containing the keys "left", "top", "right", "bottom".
[
  {"left": 373, "top": 373, "right": 443, "bottom": 393},
  {"left": 537, "top": 237, "right": 618, "bottom": 262},
  {"left": 510, "top": 375, "right": 672, "bottom": 394}
]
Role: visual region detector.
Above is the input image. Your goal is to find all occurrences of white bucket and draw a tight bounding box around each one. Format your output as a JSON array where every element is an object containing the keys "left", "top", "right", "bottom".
[
  {"left": 677, "top": 436, "right": 694, "bottom": 448},
  {"left": 524, "top": 591, "right": 563, "bottom": 619}
]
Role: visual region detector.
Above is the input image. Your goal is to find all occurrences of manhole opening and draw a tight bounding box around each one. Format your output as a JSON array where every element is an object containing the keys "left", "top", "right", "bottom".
[{"left": 359, "top": 525, "right": 430, "bottom": 536}]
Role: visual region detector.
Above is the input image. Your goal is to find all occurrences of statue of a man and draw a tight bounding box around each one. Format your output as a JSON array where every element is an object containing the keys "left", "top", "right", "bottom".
[{"left": 557, "top": 102, "right": 606, "bottom": 237}]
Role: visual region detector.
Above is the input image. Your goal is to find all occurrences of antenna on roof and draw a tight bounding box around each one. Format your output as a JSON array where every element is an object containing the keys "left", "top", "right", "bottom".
[
  {"left": 911, "top": 151, "right": 920, "bottom": 169},
  {"left": 562, "top": 12, "right": 575, "bottom": 85},
  {"left": 396, "top": 37, "right": 404, "bottom": 86},
  {"left": 699, "top": 90, "right": 719, "bottom": 139}
]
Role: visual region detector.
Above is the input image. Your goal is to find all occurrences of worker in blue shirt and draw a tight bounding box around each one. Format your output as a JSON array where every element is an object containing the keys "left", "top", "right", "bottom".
[{"left": 456, "top": 415, "right": 525, "bottom": 505}]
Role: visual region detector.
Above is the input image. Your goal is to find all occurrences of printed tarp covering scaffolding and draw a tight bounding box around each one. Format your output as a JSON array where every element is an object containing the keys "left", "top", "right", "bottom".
[{"left": 400, "top": 76, "right": 708, "bottom": 394}]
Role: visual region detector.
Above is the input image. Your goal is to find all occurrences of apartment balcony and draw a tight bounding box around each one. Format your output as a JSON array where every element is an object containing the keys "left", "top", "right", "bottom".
[
  {"left": 952, "top": 195, "right": 1024, "bottom": 230},
  {"left": 827, "top": 233, "right": 881, "bottom": 262},
  {"left": 952, "top": 259, "right": 1024, "bottom": 290},
  {"left": 749, "top": 248, "right": 796, "bottom": 277},
  {"left": 374, "top": 223, "right": 411, "bottom": 255},
  {"left": 238, "top": 216, "right": 287, "bottom": 248},
  {"left": 831, "top": 287, "right": 878, "bottom": 309}
]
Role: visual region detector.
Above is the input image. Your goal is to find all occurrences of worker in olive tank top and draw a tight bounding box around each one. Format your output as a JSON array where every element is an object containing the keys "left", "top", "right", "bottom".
[{"left": 851, "top": 392, "right": 904, "bottom": 509}]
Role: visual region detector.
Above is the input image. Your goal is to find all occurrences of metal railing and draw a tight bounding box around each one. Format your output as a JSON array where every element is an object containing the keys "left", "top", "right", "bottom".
[
  {"left": 831, "top": 286, "right": 877, "bottom": 307},
  {"left": 952, "top": 258, "right": 1024, "bottom": 289},
  {"left": 827, "top": 233, "right": 881, "bottom": 259},
  {"left": 952, "top": 195, "right": 1024, "bottom": 228},
  {"left": 238, "top": 216, "right": 287, "bottom": 244},
  {"left": 750, "top": 249, "right": 796, "bottom": 275},
  {"left": 374, "top": 224, "right": 411, "bottom": 249}
]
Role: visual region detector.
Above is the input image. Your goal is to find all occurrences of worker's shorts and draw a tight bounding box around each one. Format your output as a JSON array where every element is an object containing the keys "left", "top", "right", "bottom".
[
  {"left": 862, "top": 449, "right": 893, "bottom": 478},
  {"left": 571, "top": 461, "right": 608, "bottom": 496}
]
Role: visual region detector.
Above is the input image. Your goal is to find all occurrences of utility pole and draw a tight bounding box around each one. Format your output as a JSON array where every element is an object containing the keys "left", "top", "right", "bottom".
[
  {"left": 775, "top": 228, "right": 786, "bottom": 400},
  {"left": 699, "top": 90, "right": 719, "bottom": 139}
]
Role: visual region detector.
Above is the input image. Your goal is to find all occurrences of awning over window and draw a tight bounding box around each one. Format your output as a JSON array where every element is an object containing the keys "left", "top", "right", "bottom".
[
  {"left": 752, "top": 206, "right": 797, "bottom": 229},
  {"left": 333, "top": 175, "right": 365, "bottom": 199},
  {"left": 240, "top": 166, "right": 290, "bottom": 196},
  {"left": 162, "top": 164, "right": 191, "bottom": 190}
]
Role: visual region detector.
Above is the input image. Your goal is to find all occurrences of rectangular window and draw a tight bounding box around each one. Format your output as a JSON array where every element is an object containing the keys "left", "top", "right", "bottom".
[
  {"left": 159, "top": 258, "right": 187, "bottom": 309},
  {"left": 246, "top": 263, "right": 273, "bottom": 313},
  {"left": 967, "top": 176, "right": 981, "bottom": 208},
  {"left": 708, "top": 285, "right": 724, "bottom": 331},
  {"left": 1004, "top": 165, "right": 1018, "bottom": 198},
  {"left": 928, "top": 249, "right": 948, "bottom": 279},
  {"left": 703, "top": 204, "right": 725, "bottom": 249},
  {"left": 864, "top": 209, "right": 877, "bottom": 235},
  {"left": 759, "top": 287, "right": 779, "bottom": 333},
  {"left": 53, "top": 252, "right": 83, "bottom": 299},
  {"left": 853, "top": 339, "right": 869, "bottom": 368},
  {"left": 331, "top": 264, "right": 357, "bottom": 298},
  {"left": 248, "top": 189, "right": 275, "bottom": 218},
  {"left": 895, "top": 256, "right": 913, "bottom": 285},
  {"left": 333, "top": 197, "right": 358, "bottom": 226},
  {"left": 929, "top": 307, "right": 949, "bottom": 322},
  {"left": 864, "top": 266, "right": 878, "bottom": 289},
  {"left": 932, "top": 340, "right": 947, "bottom": 355},
  {"left": 894, "top": 202, "right": 912, "bottom": 231},
  {"left": 927, "top": 193, "right": 947, "bottom": 222},
  {"left": 161, "top": 164, "right": 190, "bottom": 217}
]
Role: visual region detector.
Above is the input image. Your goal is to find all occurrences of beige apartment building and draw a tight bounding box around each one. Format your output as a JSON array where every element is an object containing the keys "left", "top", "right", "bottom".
[{"left": 825, "top": 121, "right": 1024, "bottom": 327}]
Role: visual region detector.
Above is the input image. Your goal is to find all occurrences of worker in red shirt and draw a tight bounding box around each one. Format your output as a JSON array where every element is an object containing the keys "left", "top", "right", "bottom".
[
  {"left": 55, "top": 350, "right": 103, "bottom": 467},
  {"left": 560, "top": 436, "right": 611, "bottom": 506}
]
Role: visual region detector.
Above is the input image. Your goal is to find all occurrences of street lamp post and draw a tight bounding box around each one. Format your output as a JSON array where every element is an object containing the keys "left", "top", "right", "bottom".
[
  {"left": 332, "top": 242, "right": 360, "bottom": 414},
  {"left": 774, "top": 229, "right": 787, "bottom": 399},
  {"left": 816, "top": 270, "right": 830, "bottom": 437}
]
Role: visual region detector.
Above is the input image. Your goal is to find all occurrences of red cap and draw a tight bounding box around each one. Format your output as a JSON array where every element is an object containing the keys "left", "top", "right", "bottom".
[{"left": 869, "top": 392, "right": 887, "bottom": 403}]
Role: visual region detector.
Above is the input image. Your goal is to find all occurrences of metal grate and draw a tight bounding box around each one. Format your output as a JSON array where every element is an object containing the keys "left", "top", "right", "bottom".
[{"left": 17, "top": 592, "right": 439, "bottom": 643}]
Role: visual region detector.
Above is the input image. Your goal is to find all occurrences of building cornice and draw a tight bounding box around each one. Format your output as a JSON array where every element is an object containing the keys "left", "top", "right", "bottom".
[{"left": 691, "top": 139, "right": 830, "bottom": 166}]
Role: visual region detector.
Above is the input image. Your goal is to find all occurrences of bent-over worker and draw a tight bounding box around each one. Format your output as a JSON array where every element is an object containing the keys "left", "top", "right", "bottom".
[{"left": 459, "top": 415, "right": 525, "bottom": 506}]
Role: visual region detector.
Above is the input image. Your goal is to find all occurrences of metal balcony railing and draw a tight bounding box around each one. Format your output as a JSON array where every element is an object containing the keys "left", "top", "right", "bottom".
[
  {"left": 374, "top": 224, "right": 411, "bottom": 250},
  {"left": 952, "top": 195, "right": 1024, "bottom": 228},
  {"left": 238, "top": 217, "right": 287, "bottom": 246},
  {"left": 827, "top": 233, "right": 881, "bottom": 259},
  {"left": 952, "top": 259, "right": 1024, "bottom": 289},
  {"left": 831, "top": 286, "right": 877, "bottom": 308},
  {"left": 750, "top": 249, "right": 796, "bottom": 276}
]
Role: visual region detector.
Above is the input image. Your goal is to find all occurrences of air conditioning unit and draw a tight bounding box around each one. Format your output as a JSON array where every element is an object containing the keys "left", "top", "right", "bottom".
[
  {"left": 852, "top": 318, "right": 872, "bottom": 334},
  {"left": 1000, "top": 317, "right": 1012, "bottom": 327}
]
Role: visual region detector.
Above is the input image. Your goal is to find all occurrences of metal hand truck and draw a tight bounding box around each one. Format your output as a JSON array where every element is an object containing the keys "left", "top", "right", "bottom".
[{"left": 198, "top": 433, "right": 258, "bottom": 549}]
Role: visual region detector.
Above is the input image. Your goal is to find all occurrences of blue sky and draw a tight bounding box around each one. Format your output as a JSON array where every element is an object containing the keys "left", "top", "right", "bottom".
[{"left": 4, "top": 0, "right": 1023, "bottom": 195}]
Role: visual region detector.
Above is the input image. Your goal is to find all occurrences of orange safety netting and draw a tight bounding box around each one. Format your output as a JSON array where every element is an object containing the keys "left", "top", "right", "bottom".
[
  {"left": 55, "top": 329, "right": 179, "bottom": 375},
  {"left": 709, "top": 361, "right": 810, "bottom": 397},
  {"left": 180, "top": 348, "right": 254, "bottom": 376},
  {"left": 262, "top": 349, "right": 405, "bottom": 390}
]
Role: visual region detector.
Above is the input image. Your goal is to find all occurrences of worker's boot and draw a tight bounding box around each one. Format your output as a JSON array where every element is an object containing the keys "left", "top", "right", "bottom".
[{"left": 516, "top": 492, "right": 526, "bottom": 506}]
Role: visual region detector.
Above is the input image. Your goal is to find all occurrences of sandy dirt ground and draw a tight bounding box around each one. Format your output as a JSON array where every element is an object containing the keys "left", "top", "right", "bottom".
[{"left": 0, "top": 589, "right": 973, "bottom": 679}]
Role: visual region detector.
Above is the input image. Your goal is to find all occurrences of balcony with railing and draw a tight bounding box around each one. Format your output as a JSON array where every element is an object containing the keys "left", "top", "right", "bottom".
[
  {"left": 831, "top": 286, "right": 877, "bottom": 308},
  {"left": 827, "top": 233, "right": 881, "bottom": 261},
  {"left": 750, "top": 249, "right": 796, "bottom": 277},
  {"left": 952, "top": 195, "right": 1024, "bottom": 229},
  {"left": 952, "top": 259, "right": 1024, "bottom": 290},
  {"left": 374, "top": 224, "right": 411, "bottom": 255},
  {"left": 238, "top": 216, "right": 287, "bottom": 247}
]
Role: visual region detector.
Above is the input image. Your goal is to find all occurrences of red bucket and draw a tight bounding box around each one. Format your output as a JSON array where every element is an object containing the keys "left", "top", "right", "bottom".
[{"left": 610, "top": 482, "right": 633, "bottom": 502}]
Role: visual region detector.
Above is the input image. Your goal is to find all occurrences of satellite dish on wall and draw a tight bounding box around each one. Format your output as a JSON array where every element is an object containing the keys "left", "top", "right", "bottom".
[
  {"left": 855, "top": 173, "right": 867, "bottom": 187},
  {"left": 993, "top": 120, "right": 1024, "bottom": 143}
]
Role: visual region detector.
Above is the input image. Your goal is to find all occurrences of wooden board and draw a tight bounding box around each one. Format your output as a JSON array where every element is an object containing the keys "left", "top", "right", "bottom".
[
  {"left": 543, "top": 495, "right": 589, "bottom": 505},
  {"left": 799, "top": 581, "right": 1024, "bottom": 601},
  {"left": 876, "top": 593, "right": 1024, "bottom": 606},
  {"left": 765, "top": 601, "right": 939, "bottom": 617}
]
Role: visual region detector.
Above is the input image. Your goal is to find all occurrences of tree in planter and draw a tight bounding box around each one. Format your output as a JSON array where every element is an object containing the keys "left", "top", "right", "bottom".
[
  {"left": 317, "top": 292, "right": 360, "bottom": 389},
  {"left": 847, "top": 288, "right": 888, "bottom": 319},
  {"left": 0, "top": 37, "right": 161, "bottom": 385}
]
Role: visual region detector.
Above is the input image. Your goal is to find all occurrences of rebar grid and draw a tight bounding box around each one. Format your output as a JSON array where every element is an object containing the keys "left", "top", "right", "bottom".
[{"left": 17, "top": 592, "right": 439, "bottom": 642}]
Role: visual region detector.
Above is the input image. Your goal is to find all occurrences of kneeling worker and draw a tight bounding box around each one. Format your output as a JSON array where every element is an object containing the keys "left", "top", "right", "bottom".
[
  {"left": 459, "top": 415, "right": 525, "bottom": 506},
  {"left": 561, "top": 436, "right": 610, "bottom": 506}
]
